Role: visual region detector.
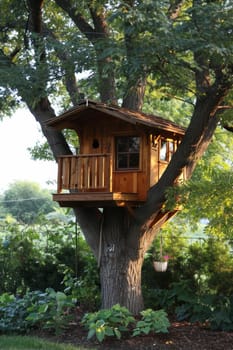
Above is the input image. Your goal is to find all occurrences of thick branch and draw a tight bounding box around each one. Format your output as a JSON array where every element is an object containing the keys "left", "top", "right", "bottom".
[
  {"left": 26, "top": 0, "right": 44, "bottom": 33},
  {"left": 54, "top": 0, "right": 96, "bottom": 42},
  {"left": 43, "top": 25, "right": 81, "bottom": 105},
  {"left": 135, "top": 78, "right": 231, "bottom": 229},
  {"left": 54, "top": 0, "right": 117, "bottom": 104},
  {"left": 223, "top": 124, "right": 233, "bottom": 133}
]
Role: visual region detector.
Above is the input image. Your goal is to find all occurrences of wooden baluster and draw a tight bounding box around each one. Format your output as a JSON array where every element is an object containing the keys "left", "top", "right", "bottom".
[
  {"left": 57, "top": 158, "right": 63, "bottom": 193},
  {"left": 62, "top": 157, "right": 71, "bottom": 189}
]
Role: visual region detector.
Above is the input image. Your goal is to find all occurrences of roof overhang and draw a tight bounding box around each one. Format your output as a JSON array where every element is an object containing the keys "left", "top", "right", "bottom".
[{"left": 45, "top": 100, "right": 186, "bottom": 136}]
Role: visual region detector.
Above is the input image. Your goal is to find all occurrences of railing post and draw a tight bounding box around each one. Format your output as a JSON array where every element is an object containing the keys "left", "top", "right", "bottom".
[
  {"left": 57, "top": 157, "right": 63, "bottom": 193},
  {"left": 57, "top": 154, "right": 111, "bottom": 192}
]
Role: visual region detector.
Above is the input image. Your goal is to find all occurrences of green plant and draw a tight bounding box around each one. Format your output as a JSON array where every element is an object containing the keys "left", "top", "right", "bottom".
[
  {"left": 26, "top": 288, "right": 75, "bottom": 334},
  {"left": 132, "top": 309, "right": 170, "bottom": 336},
  {"left": 0, "top": 289, "right": 75, "bottom": 334},
  {"left": 175, "top": 293, "right": 233, "bottom": 331},
  {"left": 62, "top": 257, "right": 100, "bottom": 311},
  {"left": 0, "top": 291, "right": 36, "bottom": 333},
  {"left": 81, "top": 304, "right": 135, "bottom": 342}
]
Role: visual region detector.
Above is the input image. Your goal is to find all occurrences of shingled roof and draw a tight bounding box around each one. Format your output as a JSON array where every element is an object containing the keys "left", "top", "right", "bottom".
[{"left": 46, "top": 100, "right": 186, "bottom": 135}]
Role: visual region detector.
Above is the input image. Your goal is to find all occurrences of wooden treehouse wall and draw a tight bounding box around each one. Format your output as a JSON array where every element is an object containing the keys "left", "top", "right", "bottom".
[{"left": 76, "top": 115, "right": 150, "bottom": 200}]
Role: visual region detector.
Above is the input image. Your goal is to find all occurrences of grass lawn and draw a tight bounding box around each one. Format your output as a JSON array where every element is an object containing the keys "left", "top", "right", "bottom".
[{"left": 0, "top": 335, "right": 95, "bottom": 350}]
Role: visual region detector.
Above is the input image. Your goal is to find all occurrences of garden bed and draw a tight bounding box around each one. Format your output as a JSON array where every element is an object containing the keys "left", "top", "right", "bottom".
[{"left": 35, "top": 321, "right": 233, "bottom": 350}]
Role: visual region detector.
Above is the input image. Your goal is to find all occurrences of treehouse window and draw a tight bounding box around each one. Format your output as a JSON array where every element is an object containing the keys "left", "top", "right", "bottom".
[
  {"left": 159, "top": 138, "right": 176, "bottom": 162},
  {"left": 116, "top": 136, "right": 140, "bottom": 170}
]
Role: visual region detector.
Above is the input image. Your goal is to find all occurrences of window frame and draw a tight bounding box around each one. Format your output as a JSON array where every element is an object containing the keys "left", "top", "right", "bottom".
[
  {"left": 115, "top": 135, "right": 141, "bottom": 171},
  {"left": 158, "top": 137, "right": 178, "bottom": 163}
]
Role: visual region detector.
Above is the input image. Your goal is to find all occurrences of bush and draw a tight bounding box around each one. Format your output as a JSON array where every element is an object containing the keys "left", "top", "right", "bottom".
[
  {"left": 133, "top": 309, "right": 170, "bottom": 336},
  {"left": 81, "top": 304, "right": 170, "bottom": 342},
  {"left": 81, "top": 304, "right": 135, "bottom": 342},
  {"left": 0, "top": 289, "right": 76, "bottom": 334},
  {"left": 0, "top": 219, "right": 100, "bottom": 297}
]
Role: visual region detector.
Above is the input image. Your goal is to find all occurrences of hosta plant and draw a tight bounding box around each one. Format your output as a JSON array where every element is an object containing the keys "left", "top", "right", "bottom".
[
  {"left": 133, "top": 309, "right": 170, "bottom": 336},
  {"left": 81, "top": 304, "right": 135, "bottom": 342}
]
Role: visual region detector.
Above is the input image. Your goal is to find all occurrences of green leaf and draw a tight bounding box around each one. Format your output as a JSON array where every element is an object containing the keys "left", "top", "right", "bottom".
[
  {"left": 87, "top": 328, "right": 96, "bottom": 340},
  {"left": 96, "top": 328, "right": 105, "bottom": 342},
  {"left": 114, "top": 328, "right": 121, "bottom": 339}
]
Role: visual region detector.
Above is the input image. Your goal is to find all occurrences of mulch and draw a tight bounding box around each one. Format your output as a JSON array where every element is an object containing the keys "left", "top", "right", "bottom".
[{"left": 35, "top": 321, "right": 233, "bottom": 350}]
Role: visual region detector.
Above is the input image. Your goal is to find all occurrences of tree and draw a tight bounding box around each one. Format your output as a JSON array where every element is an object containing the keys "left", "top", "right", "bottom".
[
  {"left": 0, "top": 0, "right": 232, "bottom": 314},
  {"left": 2, "top": 181, "right": 55, "bottom": 224}
]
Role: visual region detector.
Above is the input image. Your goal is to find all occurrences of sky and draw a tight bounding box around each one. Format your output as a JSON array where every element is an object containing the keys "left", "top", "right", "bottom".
[{"left": 0, "top": 108, "right": 57, "bottom": 193}]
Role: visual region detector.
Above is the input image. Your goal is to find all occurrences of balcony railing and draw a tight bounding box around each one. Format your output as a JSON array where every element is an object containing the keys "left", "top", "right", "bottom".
[{"left": 57, "top": 154, "right": 112, "bottom": 193}]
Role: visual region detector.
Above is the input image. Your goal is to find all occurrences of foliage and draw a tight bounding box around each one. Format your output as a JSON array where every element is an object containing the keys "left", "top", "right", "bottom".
[
  {"left": 142, "top": 277, "right": 233, "bottom": 332},
  {"left": 0, "top": 289, "right": 75, "bottom": 335},
  {"left": 0, "top": 1, "right": 232, "bottom": 120},
  {"left": 0, "top": 216, "right": 100, "bottom": 296},
  {"left": 2, "top": 181, "right": 56, "bottom": 224},
  {"left": 142, "top": 235, "right": 233, "bottom": 311},
  {"left": 132, "top": 309, "right": 170, "bottom": 336},
  {"left": 62, "top": 262, "right": 100, "bottom": 311},
  {"left": 0, "top": 291, "right": 39, "bottom": 333},
  {"left": 26, "top": 288, "right": 75, "bottom": 335},
  {"left": 81, "top": 304, "right": 135, "bottom": 342},
  {"left": 164, "top": 128, "right": 233, "bottom": 241},
  {"left": 175, "top": 290, "right": 233, "bottom": 332},
  {"left": 81, "top": 304, "right": 170, "bottom": 342}
]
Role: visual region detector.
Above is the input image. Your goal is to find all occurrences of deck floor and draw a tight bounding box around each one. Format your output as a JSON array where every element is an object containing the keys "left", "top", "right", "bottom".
[{"left": 53, "top": 192, "right": 145, "bottom": 207}]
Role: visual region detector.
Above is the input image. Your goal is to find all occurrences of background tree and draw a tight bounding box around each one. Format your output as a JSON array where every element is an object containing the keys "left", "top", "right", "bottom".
[
  {"left": 0, "top": 0, "right": 232, "bottom": 313},
  {"left": 2, "top": 181, "right": 55, "bottom": 224}
]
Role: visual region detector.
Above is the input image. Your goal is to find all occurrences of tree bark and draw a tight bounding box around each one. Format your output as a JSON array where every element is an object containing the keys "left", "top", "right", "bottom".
[
  {"left": 98, "top": 208, "right": 144, "bottom": 314},
  {"left": 122, "top": 77, "right": 147, "bottom": 111}
]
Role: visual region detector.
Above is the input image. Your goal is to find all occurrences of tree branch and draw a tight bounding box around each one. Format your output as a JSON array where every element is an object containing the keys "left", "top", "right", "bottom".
[
  {"left": 168, "top": 0, "right": 185, "bottom": 20},
  {"left": 54, "top": 0, "right": 96, "bottom": 42},
  {"left": 54, "top": 0, "right": 117, "bottom": 104},
  {"left": 43, "top": 25, "right": 81, "bottom": 105}
]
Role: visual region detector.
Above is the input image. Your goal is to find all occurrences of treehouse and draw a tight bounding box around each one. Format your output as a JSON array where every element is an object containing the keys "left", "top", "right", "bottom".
[{"left": 46, "top": 100, "right": 186, "bottom": 207}]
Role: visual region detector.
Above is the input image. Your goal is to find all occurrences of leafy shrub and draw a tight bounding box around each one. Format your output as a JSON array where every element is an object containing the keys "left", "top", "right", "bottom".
[
  {"left": 0, "top": 291, "right": 37, "bottom": 333},
  {"left": 82, "top": 304, "right": 171, "bottom": 342},
  {"left": 62, "top": 257, "right": 100, "bottom": 311},
  {"left": 175, "top": 293, "right": 233, "bottom": 331},
  {"left": 26, "top": 288, "right": 75, "bottom": 334},
  {"left": 0, "top": 218, "right": 100, "bottom": 296},
  {"left": 0, "top": 289, "right": 75, "bottom": 334},
  {"left": 133, "top": 309, "right": 170, "bottom": 336},
  {"left": 81, "top": 304, "right": 135, "bottom": 342}
]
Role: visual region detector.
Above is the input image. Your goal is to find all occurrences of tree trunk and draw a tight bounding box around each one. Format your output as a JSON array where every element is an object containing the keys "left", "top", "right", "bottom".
[
  {"left": 98, "top": 207, "right": 145, "bottom": 314},
  {"left": 122, "top": 77, "right": 147, "bottom": 111}
]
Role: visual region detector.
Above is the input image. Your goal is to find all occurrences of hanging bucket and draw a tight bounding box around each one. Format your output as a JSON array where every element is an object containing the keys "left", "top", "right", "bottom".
[{"left": 153, "top": 261, "right": 168, "bottom": 272}]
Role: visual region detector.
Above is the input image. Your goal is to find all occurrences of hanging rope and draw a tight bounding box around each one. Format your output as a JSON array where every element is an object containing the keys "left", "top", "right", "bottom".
[
  {"left": 98, "top": 214, "right": 104, "bottom": 268},
  {"left": 75, "top": 217, "right": 78, "bottom": 278},
  {"left": 159, "top": 232, "right": 163, "bottom": 260}
]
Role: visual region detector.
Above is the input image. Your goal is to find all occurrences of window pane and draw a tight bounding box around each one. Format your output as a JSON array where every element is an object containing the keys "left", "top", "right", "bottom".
[
  {"left": 128, "top": 137, "right": 140, "bottom": 152},
  {"left": 169, "top": 141, "right": 174, "bottom": 153},
  {"left": 117, "top": 154, "right": 128, "bottom": 168},
  {"left": 117, "top": 138, "right": 128, "bottom": 152},
  {"left": 160, "top": 141, "right": 167, "bottom": 161},
  {"left": 129, "top": 153, "right": 139, "bottom": 168},
  {"left": 116, "top": 136, "right": 140, "bottom": 170}
]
